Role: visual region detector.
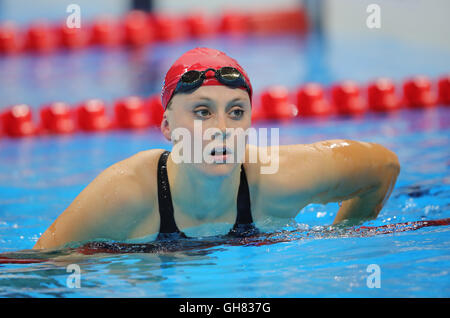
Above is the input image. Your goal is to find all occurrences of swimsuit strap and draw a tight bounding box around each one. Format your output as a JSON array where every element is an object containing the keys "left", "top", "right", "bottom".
[
  {"left": 236, "top": 164, "right": 253, "bottom": 224},
  {"left": 156, "top": 150, "right": 258, "bottom": 240},
  {"left": 156, "top": 150, "right": 187, "bottom": 240},
  {"left": 227, "top": 164, "right": 259, "bottom": 238}
]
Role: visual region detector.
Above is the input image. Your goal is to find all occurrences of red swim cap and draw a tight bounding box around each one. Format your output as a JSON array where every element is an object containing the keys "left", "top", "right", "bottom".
[{"left": 161, "top": 47, "right": 253, "bottom": 110}]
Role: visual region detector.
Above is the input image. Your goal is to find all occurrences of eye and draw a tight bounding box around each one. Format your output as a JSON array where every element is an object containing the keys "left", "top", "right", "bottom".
[
  {"left": 229, "top": 108, "right": 245, "bottom": 119},
  {"left": 193, "top": 107, "right": 211, "bottom": 118}
]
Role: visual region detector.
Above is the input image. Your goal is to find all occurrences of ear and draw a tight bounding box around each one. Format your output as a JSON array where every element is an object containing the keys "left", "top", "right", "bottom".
[{"left": 160, "top": 113, "right": 171, "bottom": 142}]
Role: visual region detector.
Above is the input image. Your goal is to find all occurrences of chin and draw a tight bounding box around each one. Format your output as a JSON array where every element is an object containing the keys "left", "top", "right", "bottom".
[{"left": 198, "top": 162, "right": 238, "bottom": 176}]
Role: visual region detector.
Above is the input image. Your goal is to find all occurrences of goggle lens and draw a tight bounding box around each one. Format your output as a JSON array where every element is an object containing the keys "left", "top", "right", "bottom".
[
  {"left": 181, "top": 70, "right": 203, "bottom": 83},
  {"left": 218, "top": 67, "right": 241, "bottom": 82},
  {"left": 175, "top": 67, "right": 249, "bottom": 95}
]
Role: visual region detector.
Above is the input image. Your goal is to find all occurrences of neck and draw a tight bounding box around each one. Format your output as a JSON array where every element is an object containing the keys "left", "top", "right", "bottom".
[{"left": 166, "top": 153, "right": 240, "bottom": 222}]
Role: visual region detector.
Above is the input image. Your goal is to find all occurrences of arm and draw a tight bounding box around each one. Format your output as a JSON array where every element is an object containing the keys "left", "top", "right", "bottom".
[
  {"left": 329, "top": 141, "right": 400, "bottom": 225},
  {"left": 33, "top": 153, "right": 157, "bottom": 250},
  {"left": 256, "top": 140, "right": 400, "bottom": 224}
]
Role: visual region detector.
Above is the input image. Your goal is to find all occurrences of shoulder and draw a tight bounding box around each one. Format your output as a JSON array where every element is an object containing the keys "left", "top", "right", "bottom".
[
  {"left": 97, "top": 148, "right": 167, "bottom": 203},
  {"left": 113, "top": 148, "right": 166, "bottom": 190},
  {"left": 119, "top": 148, "right": 166, "bottom": 174},
  {"left": 99, "top": 149, "right": 167, "bottom": 237}
]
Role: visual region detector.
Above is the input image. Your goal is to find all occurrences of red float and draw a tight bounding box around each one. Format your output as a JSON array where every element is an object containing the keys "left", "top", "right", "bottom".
[
  {"left": 250, "top": 99, "right": 264, "bottom": 122},
  {"left": 0, "top": 22, "right": 22, "bottom": 54},
  {"left": 114, "top": 96, "right": 150, "bottom": 129},
  {"left": 59, "top": 24, "right": 89, "bottom": 49},
  {"left": 367, "top": 78, "right": 401, "bottom": 112},
  {"left": 76, "top": 99, "right": 111, "bottom": 131},
  {"left": 437, "top": 75, "right": 450, "bottom": 105},
  {"left": 25, "top": 21, "right": 58, "bottom": 53},
  {"left": 90, "top": 17, "right": 123, "bottom": 46},
  {"left": 403, "top": 76, "right": 437, "bottom": 108},
  {"left": 219, "top": 12, "right": 249, "bottom": 35},
  {"left": 146, "top": 95, "right": 165, "bottom": 127},
  {"left": 184, "top": 12, "right": 215, "bottom": 38},
  {"left": 260, "top": 86, "right": 298, "bottom": 120},
  {"left": 331, "top": 81, "right": 366, "bottom": 115},
  {"left": 40, "top": 102, "right": 76, "bottom": 134},
  {"left": 123, "top": 11, "right": 154, "bottom": 47},
  {"left": 152, "top": 14, "right": 187, "bottom": 42},
  {"left": 1, "top": 104, "right": 37, "bottom": 137},
  {"left": 279, "top": 9, "right": 308, "bottom": 33},
  {"left": 296, "top": 83, "right": 332, "bottom": 116},
  {"left": 247, "top": 9, "right": 308, "bottom": 35}
]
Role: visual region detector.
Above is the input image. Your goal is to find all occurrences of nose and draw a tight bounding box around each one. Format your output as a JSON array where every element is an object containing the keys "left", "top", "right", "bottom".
[{"left": 213, "top": 113, "right": 229, "bottom": 140}]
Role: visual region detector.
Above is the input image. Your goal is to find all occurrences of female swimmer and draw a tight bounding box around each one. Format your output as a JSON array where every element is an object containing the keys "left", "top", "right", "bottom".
[{"left": 34, "top": 47, "right": 400, "bottom": 249}]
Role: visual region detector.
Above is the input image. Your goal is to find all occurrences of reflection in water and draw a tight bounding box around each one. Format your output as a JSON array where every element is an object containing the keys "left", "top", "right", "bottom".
[
  {"left": 2, "top": 217, "right": 449, "bottom": 260},
  {"left": 0, "top": 217, "right": 449, "bottom": 297}
]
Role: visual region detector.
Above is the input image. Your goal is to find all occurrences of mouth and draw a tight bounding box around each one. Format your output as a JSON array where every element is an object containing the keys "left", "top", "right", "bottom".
[{"left": 210, "top": 146, "right": 233, "bottom": 163}]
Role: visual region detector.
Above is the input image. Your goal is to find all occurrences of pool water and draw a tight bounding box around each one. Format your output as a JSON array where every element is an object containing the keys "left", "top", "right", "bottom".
[{"left": 0, "top": 33, "right": 449, "bottom": 297}]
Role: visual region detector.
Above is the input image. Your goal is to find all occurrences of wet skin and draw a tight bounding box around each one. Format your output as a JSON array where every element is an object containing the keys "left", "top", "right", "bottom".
[{"left": 34, "top": 85, "right": 400, "bottom": 250}]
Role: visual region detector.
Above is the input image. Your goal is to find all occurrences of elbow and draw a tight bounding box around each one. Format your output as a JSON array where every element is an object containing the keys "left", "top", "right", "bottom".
[
  {"left": 32, "top": 237, "right": 51, "bottom": 250},
  {"left": 370, "top": 142, "right": 400, "bottom": 173},
  {"left": 32, "top": 241, "right": 42, "bottom": 250},
  {"left": 32, "top": 232, "right": 55, "bottom": 250},
  {"left": 384, "top": 147, "right": 400, "bottom": 177},
  {"left": 366, "top": 143, "right": 400, "bottom": 186},
  {"left": 372, "top": 145, "right": 400, "bottom": 187}
]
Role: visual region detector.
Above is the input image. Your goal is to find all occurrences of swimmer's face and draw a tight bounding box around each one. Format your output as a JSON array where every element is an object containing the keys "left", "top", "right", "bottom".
[{"left": 161, "top": 85, "right": 251, "bottom": 176}]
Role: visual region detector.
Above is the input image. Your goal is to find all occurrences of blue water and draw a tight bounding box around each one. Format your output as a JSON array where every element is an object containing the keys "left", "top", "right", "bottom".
[{"left": 0, "top": 33, "right": 449, "bottom": 297}]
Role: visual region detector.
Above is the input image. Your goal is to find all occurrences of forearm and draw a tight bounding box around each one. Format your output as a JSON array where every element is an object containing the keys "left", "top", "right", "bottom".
[{"left": 333, "top": 165, "right": 398, "bottom": 225}]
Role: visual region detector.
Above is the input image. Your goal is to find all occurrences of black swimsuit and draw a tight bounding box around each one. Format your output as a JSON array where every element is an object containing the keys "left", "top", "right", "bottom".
[{"left": 156, "top": 150, "right": 259, "bottom": 241}]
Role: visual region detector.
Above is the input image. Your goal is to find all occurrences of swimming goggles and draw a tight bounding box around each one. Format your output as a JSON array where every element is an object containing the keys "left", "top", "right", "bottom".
[{"left": 174, "top": 67, "right": 251, "bottom": 94}]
